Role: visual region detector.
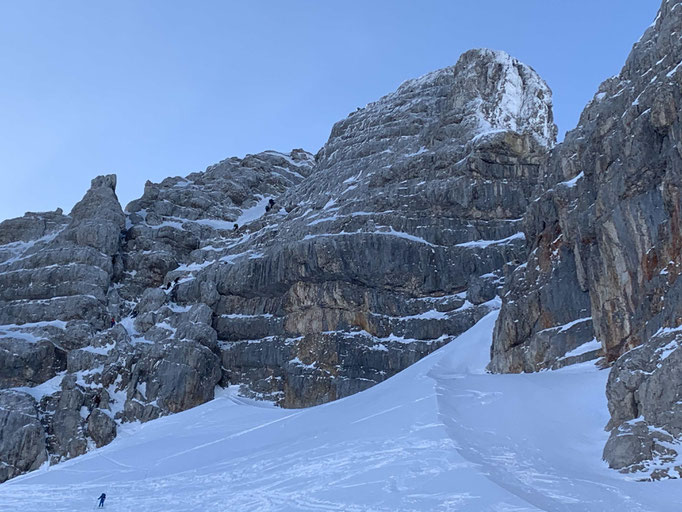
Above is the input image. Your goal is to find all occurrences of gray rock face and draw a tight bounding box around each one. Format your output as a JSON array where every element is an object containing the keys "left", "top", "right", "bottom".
[
  {"left": 121, "top": 149, "right": 315, "bottom": 297},
  {"left": 0, "top": 337, "right": 66, "bottom": 388},
  {"left": 0, "top": 390, "right": 47, "bottom": 482},
  {"left": 0, "top": 174, "right": 124, "bottom": 348},
  {"left": 0, "top": 50, "right": 555, "bottom": 479},
  {"left": 61, "top": 174, "right": 125, "bottom": 257},
  {"left": 125, "top": 340, "right": 222, "bottom": 416},
  {"left": 44, "top": 375, "right": 89, "bottom": 461},
  {"left": 492, "top": 0, "right": 682, "bottom": 370},
  {"left": 489, "top": 190, "right": 595, "bottom": 372}
]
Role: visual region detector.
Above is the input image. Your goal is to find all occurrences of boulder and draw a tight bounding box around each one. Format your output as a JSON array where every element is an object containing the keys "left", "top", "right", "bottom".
[
  {"left": 603, "top": 330, "right": 682, "bottom": 478},
  {"left": 87, "top": 409, "right": 117, "bottom": 448}
]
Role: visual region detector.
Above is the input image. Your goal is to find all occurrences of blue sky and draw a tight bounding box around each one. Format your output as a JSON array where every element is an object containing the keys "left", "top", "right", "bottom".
[{"left": 0, "top": 1, "right": 660, "bottom": 221}]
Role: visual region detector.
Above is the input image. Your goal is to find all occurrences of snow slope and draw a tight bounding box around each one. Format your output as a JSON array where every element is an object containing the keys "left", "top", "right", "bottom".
[{"left": 1, "top": 312, "right": 680, "bottom": 511}]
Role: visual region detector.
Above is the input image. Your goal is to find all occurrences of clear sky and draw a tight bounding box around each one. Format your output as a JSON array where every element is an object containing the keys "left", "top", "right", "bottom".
[{"left": 0, "top": 1, "right": 660, "bottom": 222}]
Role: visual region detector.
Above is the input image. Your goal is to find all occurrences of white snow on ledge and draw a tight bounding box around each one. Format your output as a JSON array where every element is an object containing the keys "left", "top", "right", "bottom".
[
  {"left": 303, "top": 227, "right": 437, "bottom": 247},
  {"left": 557, "top": 316, "right": 592, "bottom": 334},
  {"left": 456, "top": 231, "right": 525, "bottom": 248},
  {"left": 236, "top": 195, "right": 272, "bottom": 226},
  {"left": 404, "top": 146, "right": 428, "bottom": 157},
  {"left": 656, "top": 339, "right": 680, "bottom": 361},
  {"left": 562, "top": 338, "right": 602, "bottom": 359},
  {"left": 557, "top": 171, "right": 585, "bottom": 188},
  {"left": 10, "top": 373, "right": 64, "bottom": 401}
]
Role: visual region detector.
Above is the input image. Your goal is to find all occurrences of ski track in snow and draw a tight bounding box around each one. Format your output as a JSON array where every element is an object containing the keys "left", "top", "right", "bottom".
[{"left": 1, "top": 312, "right": 680, "bottom": 511}]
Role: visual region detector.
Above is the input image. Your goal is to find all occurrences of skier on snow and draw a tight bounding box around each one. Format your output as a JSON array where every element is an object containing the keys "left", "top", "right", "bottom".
[{"left": 98, "top": 493, "right": 106, "bottom": 508}]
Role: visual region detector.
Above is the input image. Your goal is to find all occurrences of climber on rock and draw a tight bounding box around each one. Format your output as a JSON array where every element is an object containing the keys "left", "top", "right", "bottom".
[
  {"left": 86, "top": 391, "right": 102, "bottom": 421},
  {"left": 170, "top": 279, "right": 180, "bottom": 301}
]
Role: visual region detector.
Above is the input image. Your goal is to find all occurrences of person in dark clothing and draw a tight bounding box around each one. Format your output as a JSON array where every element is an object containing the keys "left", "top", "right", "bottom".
[
  {"left": 170, "top": 280, "right": 180, "bottom": 302},
  {"left": 233, "top": 223, "right": 239, "bottom": 231},
  {"left": 98, "top": 493, "right": 106, "bottom": 508},
  {"left": 86, "top": 390, "right": 104, "bottom": 421},
  {"left": 110, "top": 317, "right": 115, "bottom": 328}
]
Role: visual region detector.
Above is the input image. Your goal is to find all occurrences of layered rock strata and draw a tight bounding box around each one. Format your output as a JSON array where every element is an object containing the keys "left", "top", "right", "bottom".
[{"left": 173, "top": 49, "right": 555, "bottom": 406}]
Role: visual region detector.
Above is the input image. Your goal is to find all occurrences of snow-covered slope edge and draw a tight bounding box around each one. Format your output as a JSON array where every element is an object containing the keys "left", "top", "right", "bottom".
[{"left": 1, "top": 313, "right": 680, "bottom": 511}]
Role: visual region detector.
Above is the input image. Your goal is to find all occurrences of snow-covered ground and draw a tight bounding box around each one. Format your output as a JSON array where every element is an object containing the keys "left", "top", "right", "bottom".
[{"left": 1, "top": 312, "right": 680, "bottom": 511}]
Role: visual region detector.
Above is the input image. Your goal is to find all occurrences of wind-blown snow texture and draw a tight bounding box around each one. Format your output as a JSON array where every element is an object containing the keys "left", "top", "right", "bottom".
[{"left": 1, "top": 313, "right": 680, "bottom": 511}]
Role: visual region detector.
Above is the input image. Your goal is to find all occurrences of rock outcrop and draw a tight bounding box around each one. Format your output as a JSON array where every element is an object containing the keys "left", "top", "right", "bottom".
[
  {"left": 0, "top": 390, "right": 47, "bottom": 482},
  {"left": 603, "top": 328, "right": 682, "bottom": 479},
  {"left": 0, "top": 50, "right": 556, "bottom": 479},
  {"left": 174, "top": 48, "right": 554, "bottom": 406},
  {"left": 490, "top": 0, "right": 682, "bottom": 479}
]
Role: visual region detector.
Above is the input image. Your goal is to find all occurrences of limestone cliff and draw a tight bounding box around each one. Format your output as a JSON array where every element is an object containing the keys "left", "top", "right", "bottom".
[{"left": 491, "top": 0, "right": 682, "bottom": 479}]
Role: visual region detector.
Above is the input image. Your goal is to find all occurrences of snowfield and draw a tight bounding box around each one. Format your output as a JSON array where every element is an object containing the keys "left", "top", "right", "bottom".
[{"left": 1, "top": 312, "right": 681, "bottom": 511}]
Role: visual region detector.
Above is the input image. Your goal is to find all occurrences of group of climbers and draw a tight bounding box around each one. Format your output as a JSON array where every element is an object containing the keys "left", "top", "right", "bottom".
[{"left": 164, "top": 277, "right": 180, "bottom": 291}]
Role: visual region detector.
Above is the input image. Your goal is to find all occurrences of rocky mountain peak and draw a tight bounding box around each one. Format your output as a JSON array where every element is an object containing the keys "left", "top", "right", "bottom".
[
  {"left": 62, "top": 173, "right": 125, "bottom": 257},
  {"left": 407, "top": 48, "right": 557, "bottom": 147},
  {"left": 318, "top": 48, "right": 555, "bottom": 173},
  {"left": 90, "top": 174, "right": 117, "bottom": 191},
  {"left": 4, "top": 0, "right": 682, "bottom": 494},
  {"left": 0, "top": 45, "right": 557, "bottom": 481}
]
